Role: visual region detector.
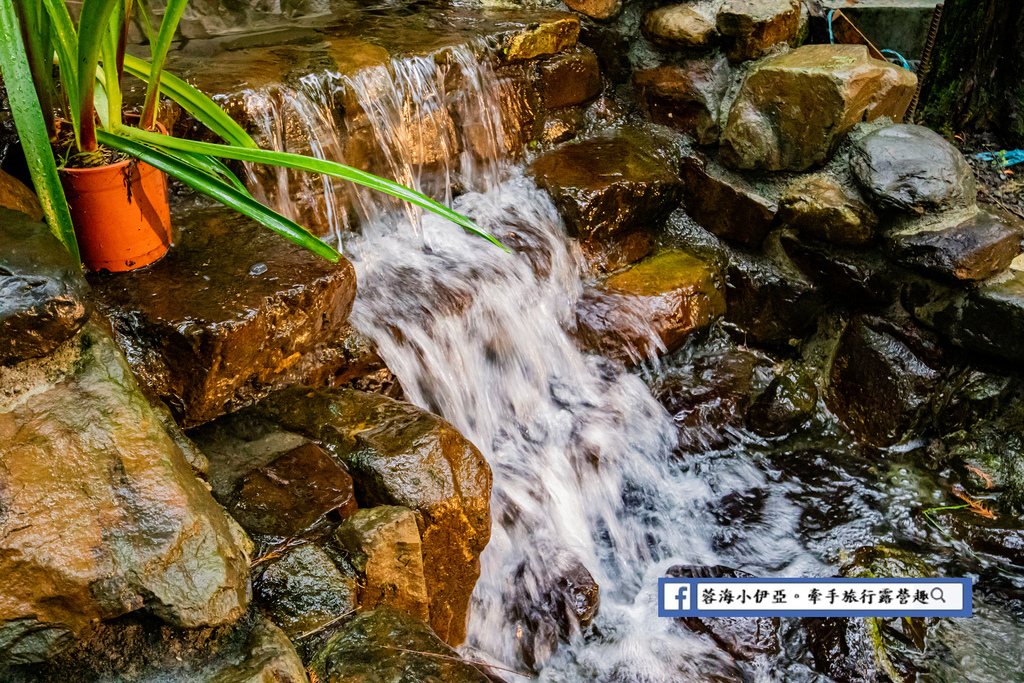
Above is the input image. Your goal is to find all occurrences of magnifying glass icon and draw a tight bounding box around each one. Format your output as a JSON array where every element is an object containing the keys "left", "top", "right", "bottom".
[{"left": 931, "top": 587, "right": 946, "bottom": 603}]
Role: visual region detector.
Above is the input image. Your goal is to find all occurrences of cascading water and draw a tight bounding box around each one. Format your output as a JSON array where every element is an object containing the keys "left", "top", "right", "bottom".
[{"left": 245, "top": 45, "right": 822, "bottom": 681}]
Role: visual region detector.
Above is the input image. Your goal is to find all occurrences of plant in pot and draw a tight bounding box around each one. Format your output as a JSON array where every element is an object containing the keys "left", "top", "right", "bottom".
[{"left": 0, "top": 0, "right": 502, "bottom": 271}]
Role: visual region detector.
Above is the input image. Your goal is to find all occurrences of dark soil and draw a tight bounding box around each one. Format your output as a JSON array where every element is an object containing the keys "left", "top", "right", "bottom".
[{"left": 955, "top": 132, "right": 1024, "bottom": 220}]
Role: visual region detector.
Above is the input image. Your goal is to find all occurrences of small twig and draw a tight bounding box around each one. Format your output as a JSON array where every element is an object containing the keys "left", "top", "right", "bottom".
[
  {"left": 296, "top": 609, "right": 357, "bottom": 640},
  {"left": 250, "top": 536, "right": 309, "bottom": 567},
  {"left": 380, "top": 645, "right": 534, "bottom": 679}
]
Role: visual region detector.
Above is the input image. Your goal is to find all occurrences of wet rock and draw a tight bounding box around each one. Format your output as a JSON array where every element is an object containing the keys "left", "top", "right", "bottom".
[
  {"left": 0, "top": 321, "right": 250, "bottom": 662},
  {"left": 501, "top": 15, "right": 580, "bottom": 62},
  {"left": 725, "top": 234, "right": 826, "bottom": 345},
  {"left": 0, "top": 169, "right": 42, "bottom": 220},
  {"left": 225, "top": 442, "right": 358, "bottom": 538},
  {"left": 777, "top": 175, "right": 878, "bottom": 247},
  {"left": 308, "top": 607, "right": 491, "bottom": 683},
  {"left": 806, "top": 547, "right": 933, "bottom": 683},
  {"left": 563, "top": 0, "right": 622, "bottom": 21},
  {"left": 575, "top": 250, "right": 726, "bottom": 362},
  {"left": 255, "top": 544, "right": 357, "bottom": 640},
  {"left": 537, "top": 46, "right": 602, "bottom": 111},
  {"left": 680, "top": 154, "right": 778, "bottom": 247},
  {"left": 1, "top": 610, "right": 307, "bottom": 683},
  {"left": 747, "top": 366, "right": 818, "bottom": 437},
  {"left": 668, "top": 565, "right": 780, "bottom": 660},
  {"left": 934, "top": 507, "right": 1024, "bottom": 565},
  {"left": 716, "top": 0, "right": 800, "bottom": 62},
  {"left": 642, "top": 4, "right": 718, "bottom": 49},
  {"left": 0, "top": 208, "right": 92, "bottom": 365},
  {"left": 779, "top": 231, "right": 905, "bottom": 307},
  {"left": 906, "top": 255, "right": 1024, "bottom": 364},
  {"left": 634, "top": 55, "right": 731, "bottom": 146},
  {"left": 88, "top": 202, "right": 358, "bottom": 427},
  {"left": 850, "top": 124, "right": 976, "bottom": 214},
  {"left": 720, "top": 45, "right": 917, "bottom": 172},
  {"left": 827, "top": 313, "right": 948, "bottom": 446},
  {"left": 530, "top": 133, "right": 683, "bottom": 269},
  {"left": 885, "top": 209, "right": 1023, "bottom": 282},
  {"left": 335, "top": 506, "right": 431, "bottom": 621},
  {"left": 251, "top": 387, "right": 491, "bottom": 646},
  {"left": 655, "top": 345, "right": 774, "bottom": 450}
]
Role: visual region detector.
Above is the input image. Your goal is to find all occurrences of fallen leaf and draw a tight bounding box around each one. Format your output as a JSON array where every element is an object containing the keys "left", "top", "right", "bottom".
[{"left": 951, "top": 483, "right": 997, "bottom": 519}]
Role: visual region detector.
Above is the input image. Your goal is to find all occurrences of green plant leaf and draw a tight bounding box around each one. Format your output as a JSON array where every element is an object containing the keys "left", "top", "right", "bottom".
[
  {"left": 97, "top": 129, "right": 340, "bottom": 262},
  {"left": 0, "top": 0, "right": 79, "bottom": 260},
  {"left": 121, "top": 127, "right": 507, "bottom": 250},
  {"left": 13, "top": 0, "right": 56, "bottom": 137},
  {"left": 175, "top": 150, "right": 251, "bottom": 195},
  {"left": 40, "top": 0, "right": 79, "bottom": 139},
  {"left": 100, "top": 0, "right": 122, "bottom": 129},
  {"left": 75, "top": 0, "right": 121, "bottom": 151},
  {"left": 123, "top": 54, "right": 258, "bottom": 149},
  {"left": 139, "top": 0, "right": 188, "bottom": 129}
]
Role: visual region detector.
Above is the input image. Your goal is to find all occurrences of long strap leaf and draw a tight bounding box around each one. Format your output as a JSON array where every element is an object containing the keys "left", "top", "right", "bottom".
[
  {"left": 12, "top": 0, "right": 55, "bottom": 137},
  {"left": 75, "top": 0, "right": 121, "bottom": 151},
  {"left": 120, "top": 127, "right": 507, "bottom": 250},
  {"left": 0, "top": 0, "right": 79, "bottom": 260},
  {"left": 123, "top": 54, "right": 258, "bottom": 149},
  {"left": 97, "top": 129, "right": 340, "bottom": 262},
  {"left": 139, "top": 0, "right": 188, "bottom": 129},
  {"left": 40, "top": 0, "right": 79, "bottom": 140}
]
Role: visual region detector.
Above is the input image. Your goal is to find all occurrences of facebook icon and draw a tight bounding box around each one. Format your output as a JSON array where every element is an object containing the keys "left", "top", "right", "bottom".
[{"left": 659, "top": 578, "right": 693, "bottom": 617}]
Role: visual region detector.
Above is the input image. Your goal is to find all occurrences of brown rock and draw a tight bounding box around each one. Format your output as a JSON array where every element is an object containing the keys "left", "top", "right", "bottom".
[
  {"left": 634, "top": 55, "right": 732, "bottom": 145},
  {"left": 252, "top": 387, "right": 491, "bottom": 646},
  {"left": 716, "top": 0, "right": 800, "bottom": 62},
  {"left": 575, "top": 250, "right": 726, "bottom": 362},
  {"left": 680, "top": 154, "right": 778, "bottom": 247},
  {"left": 225, "top": 441, "right": 358, "bottom": 538},
  {"left": 336, "top": 506, "right": 431, "bottom": 622},
  {"left": 0, "top": 169, "right": 43, "bottom": 221},
  {"left": 563, "top": 0, "right": 623, "bottom": 21},
  {"left": 642, "top": 4, "right": 718, "bottom": 49},
  {"left": 777, "top": 175, "right": 878, "bottom": 246},
  {"left": 88, "top": 202, "right": 358, "bottom": 428},
  {"left": 0, "top": 321, "right": 250, "bottom": 662},
  {"left": 501, "top": 15, "right": 580, "bottom": 62},
  {"left": 720, "top": 44, "right": 917, "bottom": 171},
  {"left": 537, "top": 46, "right": 602, "bottom": 110}
]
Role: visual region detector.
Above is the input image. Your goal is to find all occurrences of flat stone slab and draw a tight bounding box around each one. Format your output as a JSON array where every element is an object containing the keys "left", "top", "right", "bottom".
[
  {"left": 88, "top": 201, "right": 357, "bottom": 427},
  {"left": 680, "top": 153, "right": 778, "bottom": 247}
]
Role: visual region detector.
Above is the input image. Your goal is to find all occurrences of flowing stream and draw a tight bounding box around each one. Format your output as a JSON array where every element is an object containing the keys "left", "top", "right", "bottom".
[{"left": 240, "top": 45, "right": 1022, "bottom": 683}]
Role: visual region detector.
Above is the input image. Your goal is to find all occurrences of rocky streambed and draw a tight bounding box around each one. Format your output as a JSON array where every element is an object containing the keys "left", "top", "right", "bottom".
[{"left": 3, "top": 0, "right": 1024, "bottom": 681}]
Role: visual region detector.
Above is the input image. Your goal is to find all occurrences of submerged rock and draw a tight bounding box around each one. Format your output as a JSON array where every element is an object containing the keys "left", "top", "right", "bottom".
[
  {"left": 251, "top": 387, "right": 491, "bottom": 646},
  {"left": 634, "top": 55, "right": 732, "bottom": 146},
  {"left": 716, "top": 0, "right": 800, "bottom": 62},
  {"left": 680, "top": 154, "right": 778, "bottom": 247},
  {"left": 255, "top": 544, "right": 357, "bottom": 641},
  {"left": 642, "top": 4, "right": 718, "bottom": 49},
  {"left": 0, "top": 321, "right": 250, "bottom": 663},
  {"left": 721, "top": 45, "right": 916, "bottom": 172},
  {"left": 932, "top": 507, "right": 1024, "bottom": 565},
  {"left": 747, "top": 365, "right": 818, "bottom": 437},
  {"left": 777, "top": 175, "right": 878, "bottom": 247},
  {"left": 850, "top": 124, "right": 976, "bottom": 214},
  {"left": 530, "top": 133, "right": 683, "bottom": 269},
  {"left": 575, "top": 250, "right": 726, "bottom": 362},
  {"left": 88, "top": 203, "right": 358, "bottom": 427},
  {"left": 886, "top": 209, "right": 1023, "bottom": 282},
  {"left": 668, "top": 565, "right": 780, "bottom": 660},
  {"left": 0, "top": 208, "right": 92, "bottom": 365},
  {"left": 827, "top": 313, "right": 948, "bottom": 446},
  {"left": 335, "top": 506, "right": 431, "bottom": 622},
  {"left": 307, "top": 607, "right": 491, "bottom": 683}
]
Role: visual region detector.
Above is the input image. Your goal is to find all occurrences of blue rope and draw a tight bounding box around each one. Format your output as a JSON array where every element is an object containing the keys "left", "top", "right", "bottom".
[
  {"left": 828, "top": 8, "right": 911, "bottom": 70},
  {"left": 827, "top": 9, "right": 836, "bottom": 44},
  {"left": 976, "top": 150, "right": 1024, "bottom": 167},
  {"left": 881, "top": 49, "right": 911, "bottom": 70}
]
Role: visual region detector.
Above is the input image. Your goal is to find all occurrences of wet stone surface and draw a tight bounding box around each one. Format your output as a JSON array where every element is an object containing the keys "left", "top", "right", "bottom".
[
  {"left": 0, "top": 208, "right": 93, "bottom": 365},
  {"left": 777, "top": 175, "right": 878, "bottom": 247},
  {"left": 716, "top": 0, "right": 801, "bottom": 62},
  {"left": 88, "top": 201, "right": 358, "bottom": 428},
  {"left": 746, "top": 365, "right": 818, "bottom": 437},
  {"left": 642, "top": 4, "right": 719, "bottom": 49},
  {"left": 633, "top": 55, "right": 732, "bottom": 146},
  {"left": 680, "top": 154, "right": 778, "bottom": 247}
]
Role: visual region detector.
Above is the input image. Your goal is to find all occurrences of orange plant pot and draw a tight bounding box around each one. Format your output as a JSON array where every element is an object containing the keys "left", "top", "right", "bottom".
[{"left": 59, "top": 141, "right": 172, "bottom": 272}]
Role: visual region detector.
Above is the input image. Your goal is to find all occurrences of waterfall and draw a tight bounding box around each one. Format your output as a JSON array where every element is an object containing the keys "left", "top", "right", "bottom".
[{"left": 244, "top": 44, "right": 819, "bottom": 682}]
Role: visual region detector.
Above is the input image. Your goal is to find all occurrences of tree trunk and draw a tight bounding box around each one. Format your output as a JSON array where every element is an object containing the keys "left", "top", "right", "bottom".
[{"left": 918, "top": 0, "right": 1024, "bottom": 146}]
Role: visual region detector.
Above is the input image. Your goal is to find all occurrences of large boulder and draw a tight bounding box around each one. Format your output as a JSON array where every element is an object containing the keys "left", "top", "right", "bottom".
[
  {"left": 850, "top": 124, "right": 976, "bottom": 214},
  {"left": 88, "top": 202, "right": 358, "bottom": 428},
  {"left": 530, "top": 133, "right": 684, "bottom": 269},
  {"left": 885, "top": 209, "right": 1023, "bottom": 282},
  {"left": 536, "top": 46, "right": 602, "bottom": 110},
  {"left": 575, "top": 250, "right": 726, "bottom": 362},
  {"left": 633, "top": 55, "right": 732, "bottom": 146},
  {"left": 776, "top": 175, "right": 878, "bottom": 247},
  {"left": 248, "top": 387, "right": 491, "bottom": 646},
  {"left": 642, "top": 4, "right": 718, "bottom": 49},
  {"left": 0, "top": 208, "right": 92, "bottom": 365},
  {"left": 680, "top": 154, "right": 778, "bottom": 247},
  {"left": 308, "top": 607, "right": 491, "bottom": 683},
  {"left": 0, "top": 321, "right": 250, "bottom": 663},
  {"left": 716, "top": 0, "right": 800, "bottom": 62},
  {"left": 721, "top": 45, "right": 917, "bottom": 172}
]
